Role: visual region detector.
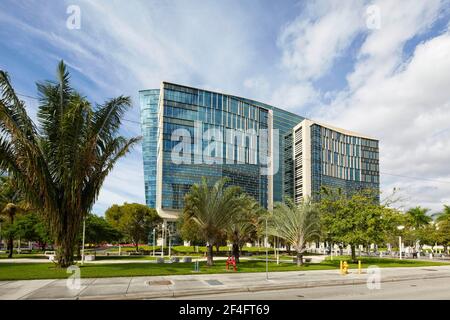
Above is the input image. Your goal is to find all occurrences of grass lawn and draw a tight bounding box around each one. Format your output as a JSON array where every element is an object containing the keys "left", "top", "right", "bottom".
[
  {"left": 0, "top": 253, "right": 47, "bottom": 260},
  {"left": 0, "top": 256, "right": 447, "bottom": 281}
]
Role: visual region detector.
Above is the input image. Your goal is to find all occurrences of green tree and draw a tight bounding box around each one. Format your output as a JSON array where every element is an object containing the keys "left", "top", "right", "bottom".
[
  {"left": 416, "top": 223, "right": 439, "bottom": 249},
  {"left": 83, "top": 213, "right": 122, "bottom": 246},
  {"left": 433, "top": 205, "right": 450, "bottom": 223},
  {"left": 176, "top": 210, "right": 204, "bottom": 246},
  {"left": 0, "top": 176, "right": 30, "bottom": 257},
  {"left": 105, "top": 203, "right": 161, "bottom": 252},
  {"left": 0, "top": 62, "right": 140, "bottom": 267},
  {"left": 268, "top": 197, "right": 321, "bottom": 266},
  {"left": 226, "top": 195, "right": 262, "bottom": 263},
  {"left": 405, "top": 206, "right": 432, "bottom": 229},
  {"left": 436, "top": 219, "right": 450, "bottom": 254},
  {"left": 13, "top": 212, "right": 52, "bottom": 251},
  {"left": 184, "top": 177, "right": 243, "bottom": 266},
  {"left": 320, "top": 188, "right": 386, "bottom": 262}
]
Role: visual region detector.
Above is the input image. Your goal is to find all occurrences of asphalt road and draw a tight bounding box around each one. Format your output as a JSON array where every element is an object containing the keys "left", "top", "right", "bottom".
[{"left": 158, "top": 277, "right": 450, "bottom": 300}]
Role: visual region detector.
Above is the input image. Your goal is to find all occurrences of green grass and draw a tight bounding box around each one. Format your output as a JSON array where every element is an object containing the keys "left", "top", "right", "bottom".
[
  {"left": 0, "top": 256, "right": 447, "bottom": 281},
  {"left": 0, "top": 253, "right": 47, "bottom": 260}
]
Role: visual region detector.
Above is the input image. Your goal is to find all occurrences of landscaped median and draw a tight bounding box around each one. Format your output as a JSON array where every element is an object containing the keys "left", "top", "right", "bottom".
[{"left": 0, "top": 256, "right": 448, "bottom": 281}]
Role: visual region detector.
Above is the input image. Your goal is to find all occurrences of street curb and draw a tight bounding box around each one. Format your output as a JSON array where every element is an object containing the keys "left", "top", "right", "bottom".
[{"left": 76, "top": 272, "right": 450, "bottom": 300}]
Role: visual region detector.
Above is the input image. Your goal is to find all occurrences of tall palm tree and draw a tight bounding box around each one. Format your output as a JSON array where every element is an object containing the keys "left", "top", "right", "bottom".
[
  {"left": 0, "top": 176, "right": 30, "bottom": 258},
  {"left": 0, "top": 61, "right": 140, "bottom": 267},
  {"left": 406, "top": 206, "right": 432, "bottom": 229},
  {"left": 268, "top": 197, "right": 321, "bottom": 266},
  {"left": 432, "top": 205, "right": 450, "bottom": 223},
  {"left": 226, "top": 195, "right": 262, "bottom": 263},
  {"left": 184, "top": 177, "right": 243, "bottom": 266}
]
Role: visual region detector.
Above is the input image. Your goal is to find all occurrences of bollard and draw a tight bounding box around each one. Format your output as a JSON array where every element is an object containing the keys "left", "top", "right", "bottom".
[
  {"left": 358, "top": 260, "right": 362, "bottom": 274},
  {"left": 340, "top": 260, "right": 343, "bottom": 274}
]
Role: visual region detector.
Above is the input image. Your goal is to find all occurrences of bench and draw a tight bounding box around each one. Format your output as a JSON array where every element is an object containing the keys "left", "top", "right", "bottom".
[
  {"left": 293, "top": 257, "right": 312, "bottom": 263},
  {"left": 182, "top": 257, "right": 192, "bottom": 263}
]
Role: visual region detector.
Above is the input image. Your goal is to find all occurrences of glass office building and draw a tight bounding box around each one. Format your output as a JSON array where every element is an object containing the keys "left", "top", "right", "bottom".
[
  {"left": 140, "top": 83, "right": 379, "bottom": 221},
  {"left": 284, "top": 119, "right": 380, "bottom": 202},
  {"left": 140, "top": 82, "right": 303, "bottom": 220}
]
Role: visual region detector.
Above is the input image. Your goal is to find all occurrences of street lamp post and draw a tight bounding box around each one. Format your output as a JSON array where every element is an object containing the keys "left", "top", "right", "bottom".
[
  {"left": 152, "top": 228, "right": 156, "bottom": 257},
  {"left": 161, "top": 222, "right": 165, "bottom": 258},
  {"left": 265, "top": 217, "right": 268, "bottom": 280},
  {"left": 167, "top": 228, "right": 172, "bottom": 258},
  {"left": 81, "top": 217, "right": 86, "bottom": 265},
  {"left": 397, "top": 225, "right": 405, "bottom": 260}
]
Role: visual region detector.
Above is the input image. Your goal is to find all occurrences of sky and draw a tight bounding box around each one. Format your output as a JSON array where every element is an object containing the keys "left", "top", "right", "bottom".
[{"left": 1, "top": 0, "right": 450, "bottom": 215}]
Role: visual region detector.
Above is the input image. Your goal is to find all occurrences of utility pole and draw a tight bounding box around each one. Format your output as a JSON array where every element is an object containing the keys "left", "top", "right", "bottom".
[
  {"left": 153, "top": 228, "right": 156, "bottom": 257},
  {"left": 81, "top": 217, "right": 86, "bottom": 265},
  {"left": 161, "top": 222, "right": 165, "bottom": 258},
  {"left": 265, "top": 217, "right": 268, "bottom": 280}
]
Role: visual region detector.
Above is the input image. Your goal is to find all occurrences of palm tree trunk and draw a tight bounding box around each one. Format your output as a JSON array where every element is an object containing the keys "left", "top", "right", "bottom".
[
  {"left": 232, "top": 243, "right": 240, "bottom": 263},
  {"left": 7, "top": 211, "right": 15, "bottom": 258},
  {"left": 351, "top": 244, "right": 357, "bottom": 262},
  {"left": 57, "top": 239, "right": 75, "bottom": 268},
  {"left": 7, "top": 237, "right": 13, "bottom": 258},
  {"left": 296, "top": 251, "right": 303, "bottom": 266},
  {"left": 206, "top": 243, "right": 214, "bottom": 266},
  {"left": 55, "top": 219, "right": 79, "bottom": 268}
]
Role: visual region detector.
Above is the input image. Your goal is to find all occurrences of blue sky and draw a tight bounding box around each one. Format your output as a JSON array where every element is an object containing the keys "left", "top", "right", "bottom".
[{"left": 1, "top": 0, "right": 450, "bottom": 214}]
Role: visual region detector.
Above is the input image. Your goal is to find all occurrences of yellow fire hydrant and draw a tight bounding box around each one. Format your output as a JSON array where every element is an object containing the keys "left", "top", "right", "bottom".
[{"left": 341, "top": 261, "right": 349, "bottom": 275}]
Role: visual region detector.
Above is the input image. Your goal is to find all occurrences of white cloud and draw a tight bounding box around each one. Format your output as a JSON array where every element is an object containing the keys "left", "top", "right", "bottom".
[
  {"left": 270, "top": 82, "right": 318, "bottom": 112},
  {"left": 278, "top": 0, "right": 366, "bottom": 81},
  {"left": 311, "top": 3, "right": 450, "bottom": 212}
]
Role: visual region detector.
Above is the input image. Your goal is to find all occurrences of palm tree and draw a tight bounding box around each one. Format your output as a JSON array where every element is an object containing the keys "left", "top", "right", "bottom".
[
  {"left": 0, "top": 61, "right": 140, "bottom": 267},
  {"left": 406, "top": 206, "right": 432, "bottom": 229},
  {"left": 432, "top": 205, "right": 450, "bottom": 223},
  {"left": 226, "top": 195, "right": 262, "bottom": 263},
  {"left": 0, "top": 176, "right": 30, "bottom": 258},
  {"left": 184, "top": 177, "right": 243, "bottom": 266},
  {"left": 268, "top": 197, "right": 321, "bottom": 266}
]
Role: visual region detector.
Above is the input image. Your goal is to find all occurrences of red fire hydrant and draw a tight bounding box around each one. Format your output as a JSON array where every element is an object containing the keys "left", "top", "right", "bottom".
[{"left": 226, "top": 256, "right": 237, "bottom": 271}]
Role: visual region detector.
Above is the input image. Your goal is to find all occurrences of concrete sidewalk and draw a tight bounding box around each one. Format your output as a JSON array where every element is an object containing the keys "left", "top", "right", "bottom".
[{"left": 1, "top": 266, "right": 450, "bottom": 300}]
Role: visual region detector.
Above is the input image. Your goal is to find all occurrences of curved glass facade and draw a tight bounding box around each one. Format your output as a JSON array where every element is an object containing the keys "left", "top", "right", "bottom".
[{"left": 140, "top": 82, "right": 303, "bottom": 214}]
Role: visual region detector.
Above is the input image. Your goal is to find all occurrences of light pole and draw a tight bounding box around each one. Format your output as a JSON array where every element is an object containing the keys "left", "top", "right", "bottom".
[
  {"left": 81, "top": 217, "right": 86, "bottom": 265},
  {"left": 161, "top": 222, "right": 165, "bottom": 258},
  {"left": 167, "top": 227, "right": 172, "bottom": 258},
  {"left": 152, "top": 228, "right": 156, "bottom": 257},
  {"left": 397, "top": 225, "right": 404, "bottom": 260},
  {"left": 265, "top": 216, "right": 268, "bottom": 280},
  {"left": 276, "top": 236, "right": 279, "bottom": 265}
]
